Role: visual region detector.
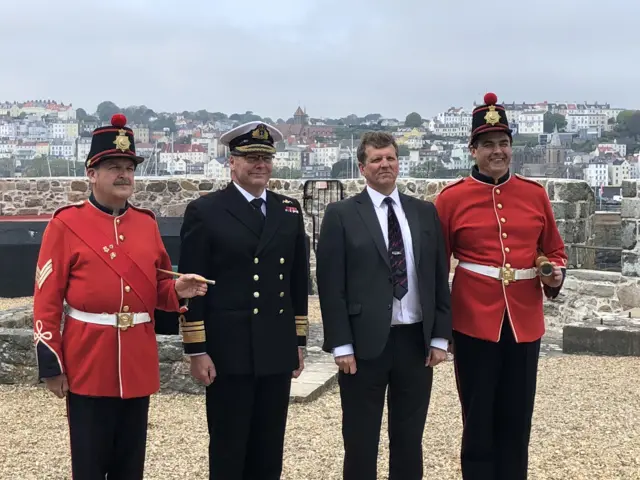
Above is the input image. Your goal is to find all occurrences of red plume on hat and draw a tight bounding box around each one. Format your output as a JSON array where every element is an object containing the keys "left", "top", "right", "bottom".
[
  {"left": 484, "top": 92, "right": 498, "bottom": 106},
  {"left": 111, "top": 113, "right": 127, "bottom": 128}
]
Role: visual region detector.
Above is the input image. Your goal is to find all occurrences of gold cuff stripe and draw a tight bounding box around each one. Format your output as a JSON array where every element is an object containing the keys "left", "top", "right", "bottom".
[
  {"left": 181, "top": 325, "right": 205, "bottom": 332},
  {"left": 182, "top": 330, "right": 206, "bottom": 344},
  {"left": 296, "top": 325, "right": 309, "bottom": 336},
  {"left": 180, "top": 319, "right": 204, "bottom": 326},
  {"left": 295, "top": 316, "right": 308, "bottom": 320}
]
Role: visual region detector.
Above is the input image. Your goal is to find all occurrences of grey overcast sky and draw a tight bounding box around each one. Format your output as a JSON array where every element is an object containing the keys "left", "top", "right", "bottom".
[{"left": 2, "top": 0, "right": 639, "bottom": 120}]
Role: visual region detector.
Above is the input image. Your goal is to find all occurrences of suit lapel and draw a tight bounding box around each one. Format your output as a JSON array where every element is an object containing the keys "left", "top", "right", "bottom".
[
  {"left": 355, "top": 190, "right": 390, "bottom": 269},
  {"left": 400, "top": 193, "right": 421, "bottom": 267},
  {"left": 255, "top": 191, "right": 284, "bottom": 255},
  {"left": 223, "top": 183, "right": 263, "bottom": 238}
]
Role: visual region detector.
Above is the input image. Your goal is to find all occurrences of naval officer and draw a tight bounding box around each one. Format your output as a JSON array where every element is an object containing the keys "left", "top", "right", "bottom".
[{"left": 177, "top": 121, "right": 309, "bottom": 479}]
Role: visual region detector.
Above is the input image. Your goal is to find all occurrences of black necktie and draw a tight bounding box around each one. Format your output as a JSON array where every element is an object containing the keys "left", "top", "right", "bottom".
[
  {"left": 383, "top": 197, "right": 408, "bottom": 300},
  {"left": 250, "top": 198, "right": 265, "bottom": 223}
]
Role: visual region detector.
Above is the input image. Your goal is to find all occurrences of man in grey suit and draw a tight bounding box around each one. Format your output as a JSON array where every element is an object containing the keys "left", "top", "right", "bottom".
[{"left": 316, "top": 131, "right": 452, "bottom": 480}]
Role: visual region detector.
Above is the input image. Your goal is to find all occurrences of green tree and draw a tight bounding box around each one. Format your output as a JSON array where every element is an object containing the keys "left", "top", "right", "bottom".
[
  {"left": 96, "top": 101, "right": 120, "bottom": 122},
  {"left": 398, "top": 144, "right": 410, "bottom": 156},
  {"left": 404, "top": 112, "right": 423, "bottom": 128},
  {"left": 543, "top": 112, "right": 567, "bottom": 133}
]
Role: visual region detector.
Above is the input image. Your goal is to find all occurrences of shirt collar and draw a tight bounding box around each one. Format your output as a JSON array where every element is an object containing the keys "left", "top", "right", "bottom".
[
  {"left": 233, "top": 181, "right": 267, "bottom": 202},
  {"left": 88, "top": 192, "right": 129, "bottom": 215},
  {"left": 471, "top": 164, "right": 511, "bottom": 185},
  {"left": 366, "top": 184, "right": 400, "bottom": 208}
]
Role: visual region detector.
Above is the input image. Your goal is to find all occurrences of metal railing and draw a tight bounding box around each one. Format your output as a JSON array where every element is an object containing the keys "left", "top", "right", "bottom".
[{"left": 565, "top": 244, "right": 622, "bottom": 272}]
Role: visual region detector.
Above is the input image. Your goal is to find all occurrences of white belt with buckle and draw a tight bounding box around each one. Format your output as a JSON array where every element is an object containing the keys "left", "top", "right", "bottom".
[
  {"left": 457, "top": 261, "right": 537, "bottom": 283},
  {"left": 65, "top": 305, "right": 150, "bottom": 330}
]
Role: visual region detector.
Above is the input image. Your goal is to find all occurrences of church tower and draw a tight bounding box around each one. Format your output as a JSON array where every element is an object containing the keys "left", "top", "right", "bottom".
[{"left": 545, "top": 125, "right": 568, "bottom": 164}]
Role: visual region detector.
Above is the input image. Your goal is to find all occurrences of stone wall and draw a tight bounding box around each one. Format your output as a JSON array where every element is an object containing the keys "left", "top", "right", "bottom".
[
  {"left": 621, "top": 180, "right": 640, "bottom": 277},
  {"left": 0, "top": 176, "right": 597, "bottom": 281},
  {"left": 592, "top": 212, "right": 622, "bottom": 271}
]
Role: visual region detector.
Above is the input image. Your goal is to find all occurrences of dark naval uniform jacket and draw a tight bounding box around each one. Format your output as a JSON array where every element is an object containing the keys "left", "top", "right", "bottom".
[{"left": 177, "top": 181, "right": 309, "bottom": 376}]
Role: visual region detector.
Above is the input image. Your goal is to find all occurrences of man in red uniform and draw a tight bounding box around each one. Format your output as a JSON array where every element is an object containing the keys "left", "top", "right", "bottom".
[
  {"left": 435, "top": 93, "right": 568, "bottom": 480},
  {"left": 32, "top": 114, "right": 208, "bottom": 479}
]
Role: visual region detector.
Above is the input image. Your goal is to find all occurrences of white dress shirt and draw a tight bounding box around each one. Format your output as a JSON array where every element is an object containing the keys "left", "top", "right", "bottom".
[
  {"left": 233, "top": 181, "right": 267, "bottom": 216},
  {"left": 333, "top": 185, "right": 448, "bottom": 357}
]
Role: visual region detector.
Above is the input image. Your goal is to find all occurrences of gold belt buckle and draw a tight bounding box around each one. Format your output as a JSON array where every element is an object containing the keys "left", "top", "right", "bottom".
[
  {"left": 116, "top": 313, "right": 134, "bottom": 331},
  {"left": 499, "top": 265, "right": 515, "bottom": 285}
]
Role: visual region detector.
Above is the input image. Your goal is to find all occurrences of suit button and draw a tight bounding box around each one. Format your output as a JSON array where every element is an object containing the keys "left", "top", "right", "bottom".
[
  {"left": 253, "top": 308, "right": 259, "bottom": 314},
  {"left": 500, "top": 217, "right": 506, "bottom": 223},
  {"left": 253, "top": 275, "right": 259, "bottom": 281},
  {"left": 279, "top": 274, "right": 283, "bottom": 280},
  {"left": 116, "top": 219, "right": 121, "bottom": 224},
  {"left": 280, "top": 258, "right": 285, "bottom": 264},
  {"left": 502, "top": 233, "right": 507, "bottom": 239},
  {"left": 119, "top": 234, "right": 125, "bottom": 241},
  {"left": 254, "top": 258, "right": 259, "bottom": 264},
  {"left": 254, "top": 292, "right": 260, "bottom": 298},
  {"left": 505, "top": 247, "right": 510, "bottom": 253},
  {"left": 124, "top": 286, "right": 131, "bottom": 293},
  {"left": 279, "top": 309, "right": 284, "bottom": 314},
  {"left": 280, "top": 292, "right": 284, "bottom": 297},
  {"left": 496, "top": 189, "right": 501, "bottom": 195},
  {"left": 497, "top": 203, "right": 503, "bottom": 209}
]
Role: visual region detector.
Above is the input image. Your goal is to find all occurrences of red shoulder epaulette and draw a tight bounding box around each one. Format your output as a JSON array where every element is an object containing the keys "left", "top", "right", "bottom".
[
  {"left": 129, "top": 203, "right": 156, "bottom": 220},
  {"left": 52, "top": 200, "right": 86, "bottom": 218},
  {"left": 514, "top": 173, "right": 544, "bottom": 188},
  {"left": 438, "top": 177, "right": 466, "bottom": 195}
]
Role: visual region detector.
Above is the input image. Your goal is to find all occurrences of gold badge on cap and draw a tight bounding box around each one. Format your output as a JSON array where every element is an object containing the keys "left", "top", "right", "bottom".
[
  {"left": 252, "top": 124, "right": 269, "bottom": 140},
  {"left": 113, "top": 129, "right": 131, "bottom": 152},
  {"left": 484, "top": 105, "right": 501, "bottom": 126}
]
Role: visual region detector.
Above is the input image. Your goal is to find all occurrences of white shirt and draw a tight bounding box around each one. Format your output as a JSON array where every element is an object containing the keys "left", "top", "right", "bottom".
[
  {"left": 333, "top": 185, "right": 448, "bottom": 357},
  {"left": 233, "top": 181, "right": 267, "bottom": 216}
]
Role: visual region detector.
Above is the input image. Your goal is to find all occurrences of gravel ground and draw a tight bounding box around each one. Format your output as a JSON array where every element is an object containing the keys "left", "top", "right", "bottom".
[
  {"left": 0, "top": 296, "right": 32, "bottom": 310},
  {"left": 0, "top": 356, "right": 638, "bottom": 479}
]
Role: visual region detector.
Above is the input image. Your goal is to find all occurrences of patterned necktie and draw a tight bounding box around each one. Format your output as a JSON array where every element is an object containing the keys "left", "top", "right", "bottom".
[{"left": 383, "top": 197, "right": 408, "bottom": 300}]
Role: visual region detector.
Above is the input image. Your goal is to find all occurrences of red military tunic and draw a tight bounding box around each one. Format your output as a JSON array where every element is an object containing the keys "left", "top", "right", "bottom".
[
  {"left": 32, "top": 198, "right": 180, "bottom": 398},
  {"left": 435, "top": 172, "right": 568, "bottom": 343}
]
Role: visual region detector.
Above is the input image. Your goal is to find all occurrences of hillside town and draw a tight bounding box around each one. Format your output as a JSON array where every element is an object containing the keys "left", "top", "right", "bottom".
[{"left": 0, "top": 98, "right": 638, "bottom": 195}]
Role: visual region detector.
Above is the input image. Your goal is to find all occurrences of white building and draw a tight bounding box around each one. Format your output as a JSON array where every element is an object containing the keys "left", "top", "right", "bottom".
[
  {"left": 509, "top": 110, "right": 544, "bottom": 135},
  {"left": 159, "top": 144, "right": 208, "bottom": 164},
  {"left": 583, "top": 162, "right": 609, "bottom": 187},
  {"left": 608, "top": 159, "right": 631, "bottom": 186},
  {"left": 204, "top": 158, "right": 230, "bottom": 179},
  {"left": 566, "top": 113, "right": 608, "bottom": 133},
  {"left": 49, "top": 141, "right": 75, "bottom": 158},
  {"left": 312, "top": 145, "right": 340, "bottom": 168}
]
